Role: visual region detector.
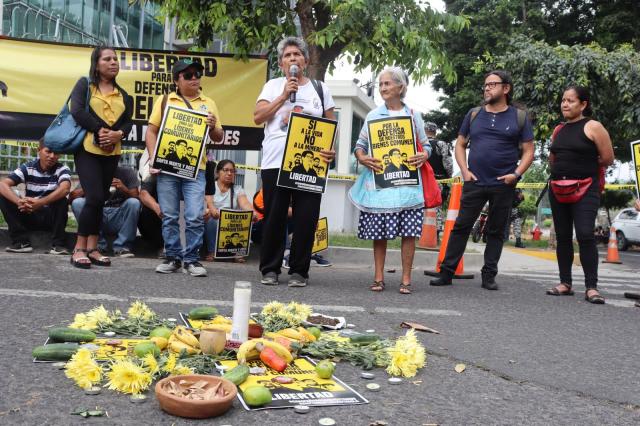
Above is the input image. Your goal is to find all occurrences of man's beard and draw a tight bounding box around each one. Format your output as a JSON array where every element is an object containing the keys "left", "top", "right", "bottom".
[{"left": 484, "top": 92, "right": 502, "bottom": 105}]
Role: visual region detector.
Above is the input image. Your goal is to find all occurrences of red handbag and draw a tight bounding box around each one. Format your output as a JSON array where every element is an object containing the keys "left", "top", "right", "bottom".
[
  {"left": 550, "top": 177, "right": 592, "bottom": 203},
  {"left": 417, "top": 143, "right": 442, "bottom": 208}
]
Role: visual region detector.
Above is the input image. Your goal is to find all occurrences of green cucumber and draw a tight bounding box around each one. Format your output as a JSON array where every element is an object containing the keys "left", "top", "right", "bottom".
[
  {"left": 32, "top": 343, "right": 80, "bottom": 361},
  {"left": 48, "top": 327, "right": 96, "bottom": 343},
  {"left": 223, "top": 364, "right": 250, "bottom": 386},
  {"left": 188, "top": 306, "right": 219, "bottom": 320},
  {"left": 349, "top": 333, "right": 381, "bottom": 344}
]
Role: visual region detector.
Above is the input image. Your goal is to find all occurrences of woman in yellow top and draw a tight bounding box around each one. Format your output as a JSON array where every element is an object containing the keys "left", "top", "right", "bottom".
[
  {"left": 70, "top": 46, "right": 133, "bottom": 269},
  {"left": 145, "top": 59, "right": 224, "bottom": 277}
]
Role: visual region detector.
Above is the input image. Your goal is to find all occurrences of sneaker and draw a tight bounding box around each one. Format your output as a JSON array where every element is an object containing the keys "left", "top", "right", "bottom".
[
  {"left": 6, "top": 242, "right": 33, "bottom": 253},
  {"left": 183, "top": 261, "right": 207, "bottom": 277},
  {"left": 282, "top": 255, "right": 290, "bottom": 269},
  {"left": 310, "top": 254, "right": 332, "bottom": 267},
  {"left": 49, "top": 246, "right": 69, "bottom": 255},
  {"left": 288, "top": 273, "right": 308, "bottom": 287},
  {"left": 155, "top": 258, "right": 182, "bottom": 274},
  {"left": 261, "top": 272, "right": 279, "bottom": 286},
  {"left": 114, "top": 248, "right": 135, "bottom": 258}
]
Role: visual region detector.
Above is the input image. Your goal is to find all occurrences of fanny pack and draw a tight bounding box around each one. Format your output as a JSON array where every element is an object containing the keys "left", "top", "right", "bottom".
[{"left": 549, "top": 177, "right": 592, "bottom": 203}]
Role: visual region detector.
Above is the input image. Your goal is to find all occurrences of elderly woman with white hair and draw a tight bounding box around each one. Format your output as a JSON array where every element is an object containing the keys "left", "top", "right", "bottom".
[
  {"left": 349, "top": 67, "right": 431, "bottom": 294},
  {"left": 253, "top": 36, "right": 336, "bottom": 288}
]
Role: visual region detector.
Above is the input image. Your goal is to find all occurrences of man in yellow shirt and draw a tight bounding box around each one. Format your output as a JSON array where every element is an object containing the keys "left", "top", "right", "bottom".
[{"left": 145, "top": 59, "right": 223, "bottom": 277}]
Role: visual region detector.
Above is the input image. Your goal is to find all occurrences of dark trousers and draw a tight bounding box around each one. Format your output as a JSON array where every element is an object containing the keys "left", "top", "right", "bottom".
[
  {"left": 549, "top": 179, "right": 600, "bottom": 289},
  {"left": 0, "top": 195, "right": 68, "bottom": 246},
  {"left": 259, "top": 169, "right": 321, "bottom": 278},
  {"left": 74, "top": 147, "right": 119, "bottom": 236},
  {"left": 441, "top": 181, "right": 515, "bottom": 277},
  {"left": 137, "top": 206, "right": 164, "bottom": 248}
]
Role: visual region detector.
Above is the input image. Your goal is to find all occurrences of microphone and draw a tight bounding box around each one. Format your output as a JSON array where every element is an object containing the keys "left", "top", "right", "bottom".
[{"left": 289, "top": 64, "right": 299, "bottom": 103}]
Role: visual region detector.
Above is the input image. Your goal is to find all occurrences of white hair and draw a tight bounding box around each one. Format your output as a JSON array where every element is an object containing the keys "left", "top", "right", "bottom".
[
  {"left": 377, "top": 66, "right": 409, "bottom": 99},
  {"left": 277, "top": 36, "right": 310, "bottom": 63}
]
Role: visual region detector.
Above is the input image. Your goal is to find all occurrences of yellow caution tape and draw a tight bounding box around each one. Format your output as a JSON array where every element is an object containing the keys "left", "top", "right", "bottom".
[{"left": 0, "top": 140, "right": 636, "bottom": 190}]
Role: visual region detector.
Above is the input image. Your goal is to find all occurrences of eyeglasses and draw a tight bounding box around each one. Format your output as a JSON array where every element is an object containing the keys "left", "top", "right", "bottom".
[
  {"left": 220, "top": 168, "right": 236, "bottom": 174},
  {"left": 482, "top": 82, "right": 505, "bottom": 90},
  {"left": 182, "top": 71, "right": 202, "bottom": 80}
]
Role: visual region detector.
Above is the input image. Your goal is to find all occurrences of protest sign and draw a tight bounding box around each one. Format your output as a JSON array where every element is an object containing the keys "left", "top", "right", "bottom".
[
  {"left": 0, "top": 37, "right": 267, "bottom": 150},
  {"left": 367, "top": 116, "right": 419, "bottom": 189},
  {"left": 630, "top": 140, "right": 640, "bottom": 197},
  {"left": 215, "top": 209, "right": 253, "bottom": 258},
  {"left": 311, "top": 217, "right": 329, "bottom": 254},
  {"left": 219, "top": 357, "right": 368, "bottom": 410},
  {"left": 152, "top": 105, "right": 208, "bottom": 179},
  {"left": 277, "top": 112, "right": 337, "bottom": 193}
]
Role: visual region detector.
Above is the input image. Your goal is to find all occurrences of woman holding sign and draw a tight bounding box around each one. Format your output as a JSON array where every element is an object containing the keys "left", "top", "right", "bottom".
[
  {"left": 254, "top": 36, "right": 336, "bottom": 288},
  {"left": 349, "top": 67, "right": 431, "bottom": 294},
  {"left": 203, "top": 160, "right": 254, "bottom": 262},
  {"left": 145, "top": 59, "right": 224, "bottom": 278},
  {"left": 69, "top": 46, "right": 133, "bottom": 269}
]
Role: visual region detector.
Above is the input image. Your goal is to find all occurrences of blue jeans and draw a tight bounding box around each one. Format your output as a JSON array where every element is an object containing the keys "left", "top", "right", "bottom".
[
  {"left": 157, "top": 172, "right": 205, "bottom": 263},
  {"left": 71, "top": 197, "right": 141, "bottom": 251},
  {"left": 204, "top": 218, "right": 218, "bottom": 254}
]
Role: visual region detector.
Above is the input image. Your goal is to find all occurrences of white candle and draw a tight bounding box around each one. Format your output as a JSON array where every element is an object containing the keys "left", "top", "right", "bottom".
[{"left": 231, "top": 281, "right": 252, "bottom": 343}]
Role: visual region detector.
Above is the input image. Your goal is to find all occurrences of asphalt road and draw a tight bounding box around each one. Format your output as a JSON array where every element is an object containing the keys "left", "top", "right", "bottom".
[{"left": 0, "top": 248, "right": 639, "bottom": 425}]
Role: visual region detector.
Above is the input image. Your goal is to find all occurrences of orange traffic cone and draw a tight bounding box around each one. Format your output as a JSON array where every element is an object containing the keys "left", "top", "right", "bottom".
[
  {"left": 602, "top": 226, "right": 622, "bottom": 264},
  {"left": 417, "top": 208, "right": 438, "bottom": 249},
  {"left": 424, "top": 182, "right": 474, "bottom": 279}
]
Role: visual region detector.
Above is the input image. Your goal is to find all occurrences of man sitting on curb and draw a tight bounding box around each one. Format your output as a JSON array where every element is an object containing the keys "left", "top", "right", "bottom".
[
  {"left": 0, "top": 139, "right": 71, "bottom": 254},
  {"left": 70, "top": 166, "right": 140, "bottom": 257}
]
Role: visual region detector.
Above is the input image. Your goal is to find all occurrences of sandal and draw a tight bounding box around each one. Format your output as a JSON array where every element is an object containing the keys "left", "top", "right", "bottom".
[
  {"left": 370, "top": 281, "right": 385, "bottom": 292},
  {"left": 86, "top": 249, "right": 111, "bottom": 267},
  {"left": 585, "top": 289, "right": 605, "bottom": 304},
  {"left": 70, "top": 249, "right": 91, "bottom": 269},
  {"left": 546, "top": 283, "right": 574, "bottom": 296},
  {"left": 399, "top": 283, "right": 412, "bottom": 294}
]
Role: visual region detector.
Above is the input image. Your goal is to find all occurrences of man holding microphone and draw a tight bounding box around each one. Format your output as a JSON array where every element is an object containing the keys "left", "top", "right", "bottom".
[{"left": 253, "top": 36, "right": 336, "bottom": 287}]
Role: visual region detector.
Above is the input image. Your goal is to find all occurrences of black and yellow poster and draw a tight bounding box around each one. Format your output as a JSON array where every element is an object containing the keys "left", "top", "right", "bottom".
[
  {"left": 277, "top": 112, "right": 337, "bottom": 194},
  {"left": 630, "top": 140, "right": 640, "bottom": 197},
  {"left": 367, "top": 116, "right": 419, "bottom": 189},
  {"left": 215, "top": 209, "right": 253, "bottom": 258},
  {"left": 311, "top": 217, "right": 329, "bottom": 254},
  {"left": 0, "top": 37, "right": 267, "bottom": 150},
  {"left": 153, "top": 105, "right": 208, "bottom": 179},
  {"left": 219, "top": 357, "right": 368, "bottom": 410}
]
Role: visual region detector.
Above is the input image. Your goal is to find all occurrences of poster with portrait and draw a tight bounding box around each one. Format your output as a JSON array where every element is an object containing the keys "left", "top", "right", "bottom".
[
  {"left": 152, "top": 105, "right": 208, "bottom": 180},
  {"left": 367, "top": 116, "right": 419, "bottom": 189},
  {"left": 218, "top": 357, "right": 368, "bottom": 410},
  {"left": 277, "top": 112, "right": 337, "bottom": 193},
  {"left": 311, "top": 217, "right": 329, "bottom": 254},
  {"left": 214, "top": 209, "right": 253, "bottom": 259},
  {"left": 630, "top": 140, "right": 640, "bottom": 197}
]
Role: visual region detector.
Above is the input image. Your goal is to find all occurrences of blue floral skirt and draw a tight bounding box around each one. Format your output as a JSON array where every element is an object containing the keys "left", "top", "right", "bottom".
[{"left": 357, "top": 208, "right": 424, "bottom": 240}]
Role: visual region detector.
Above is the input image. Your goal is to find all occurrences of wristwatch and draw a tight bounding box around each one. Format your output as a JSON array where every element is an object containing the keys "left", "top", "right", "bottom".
[{"left": 513, "top": 171, "right": 522, "bottom": 180}]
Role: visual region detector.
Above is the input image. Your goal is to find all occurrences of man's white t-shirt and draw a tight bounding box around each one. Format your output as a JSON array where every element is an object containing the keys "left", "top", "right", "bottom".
[{"left": 257, "top": 77, "right": 335, "bottom": 170}]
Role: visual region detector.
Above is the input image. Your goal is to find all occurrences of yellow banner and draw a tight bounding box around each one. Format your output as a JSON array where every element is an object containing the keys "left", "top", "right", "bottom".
[
  {"left": 630, "top": 140, "right": 640, "bottom": 197},
  {"left": 312, "top": 217, "right": 329, "bottom": 254},
  {"left": 0, "top": 37, "right": 267, "bottom": 149}
]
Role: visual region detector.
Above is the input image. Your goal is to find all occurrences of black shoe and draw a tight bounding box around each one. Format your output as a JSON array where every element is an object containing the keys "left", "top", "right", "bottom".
[
  {"left": 481, "top": 273, "right": 498, "bottom": 290},
  {"left": 6, "top": 242, "right": 33, "bottom": 253},
  {"left": 430, "top": 272, "right": 453, "bottom": 286},
  {"left": 515, "top": 238, "right": 525, "bottom": 248}
]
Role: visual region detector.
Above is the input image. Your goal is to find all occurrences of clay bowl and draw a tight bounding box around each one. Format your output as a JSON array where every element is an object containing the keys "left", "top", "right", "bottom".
[{"left": 155, "top": 375, "right": 237, "bottom": 419}]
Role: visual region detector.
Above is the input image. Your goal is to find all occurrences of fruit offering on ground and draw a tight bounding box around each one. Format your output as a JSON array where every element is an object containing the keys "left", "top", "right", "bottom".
[
  {"left": 134, "top": 341, "right": 160, "bottom": 358},
  {"left": 258, "top": 345, "right": 288, "bottom": 372},
  {"left": 48, "top": 327, "right": 96, "bottom": 343},
  {"left": 32, "top": 343, "right": 79, "bottom": 361},
  {"left": 243, "top": 385, "right": 272, "bottom": 407},
  {"left": 306, "top": 327, "right": 322, "bottom": 339},
  {"left": 188, "top": 307, "right": 219, "bottom": 320},
  {"left": 149, "top": 326, "right": 173, "bottom": 340},
  {"left": 223, "top": 364, "right": 250, "bottom": 386},
  {"left": 315, "top": 360, "right": 335, "bottom": 379}
]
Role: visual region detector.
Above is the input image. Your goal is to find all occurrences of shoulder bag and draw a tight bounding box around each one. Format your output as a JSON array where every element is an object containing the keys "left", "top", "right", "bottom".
[{"left": 44, "top": 77, "right": 91, "bottom": 154}]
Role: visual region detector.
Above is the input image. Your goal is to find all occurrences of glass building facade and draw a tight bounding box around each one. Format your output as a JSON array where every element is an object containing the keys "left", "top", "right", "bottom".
[{"left": 1, "top": 0, "right": 164, "bottom": 49}]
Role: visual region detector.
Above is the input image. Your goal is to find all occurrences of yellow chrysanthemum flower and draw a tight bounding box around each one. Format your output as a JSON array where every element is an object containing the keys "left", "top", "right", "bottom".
[
  {"left": 287, "top": 301, "right": 312, "bottom": 320},
  {"left": 163, "top": 353, "right": 177, "bottom": 373},
  {"left": 87, "top": 305, "right": 112, "bottom": 326},
  {"left": 106, "top": 359, "right": 153, "bottom": 394},
  {"left": 261, "top": 301, "right": 284, "bottom": 315},
  {"left": 386, "top": 329, "right": 426, "bottom": 378},
  {"left": 170, "top": 365, "right": 194, "bottom": 376},
  {"left": 69, "top": 313, "right": 89, "bottom": 330},
  {"left": 127, "top": 301, "right": 155, "bottom": 320},
  {"left": 142, "top": 354, "right": 159, "bottom": 375},
  {"left": 65, "top": 349, "right": 102, "bottom": 389}
]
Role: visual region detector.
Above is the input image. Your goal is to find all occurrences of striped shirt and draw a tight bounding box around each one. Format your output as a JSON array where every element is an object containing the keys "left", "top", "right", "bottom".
[{"left": 8, "top": 159, "right": 71, "bottom": 199}]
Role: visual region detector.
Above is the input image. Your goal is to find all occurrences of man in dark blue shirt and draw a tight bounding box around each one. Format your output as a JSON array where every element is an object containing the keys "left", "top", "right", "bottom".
[{"left": 430, "top": 70, "right": 534, "bottom": 290}]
